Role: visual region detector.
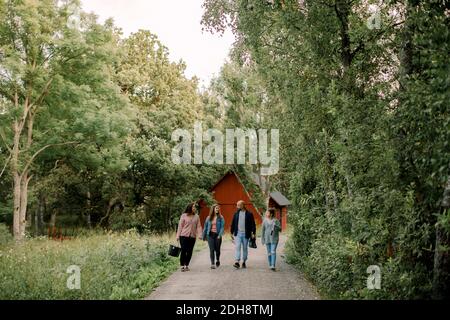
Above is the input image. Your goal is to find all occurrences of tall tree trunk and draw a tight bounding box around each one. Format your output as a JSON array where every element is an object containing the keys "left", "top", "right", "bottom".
[
  {"left": 8, "top": 56, "right": 52, "bottom": 241},
  {"left": 11, "top": 92, "right": 33, "bottom": 240},
  {"left": 13, "top": 173, "right": 22, "bottom": 239},
  {"left": 19, "top": 171, "right": 30, "bottom": 237},
  {"left": 99, "top": 197, "right": 119, "bottom": 228},
  {"left": 12, "top": 117, "right": 23, "bottom": 240},
  {"left": 18, "top": 110, "right": 34, "bottom": 237}
]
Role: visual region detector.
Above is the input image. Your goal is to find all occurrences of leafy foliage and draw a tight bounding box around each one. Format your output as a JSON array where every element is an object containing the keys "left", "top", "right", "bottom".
[{"left": 202, "top": 0, "right": 450, "bottom": 299}]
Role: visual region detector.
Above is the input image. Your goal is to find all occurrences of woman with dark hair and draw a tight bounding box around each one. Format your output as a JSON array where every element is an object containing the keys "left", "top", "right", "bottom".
[
  {"left": 261, "top": 208, "right": 281, "bottom": 271},
  {"left": 176, "top": 202, "right": 203, "bottom": 272},
  {"left": 202, "top": 204, "right": 225, "bottom": 269}
]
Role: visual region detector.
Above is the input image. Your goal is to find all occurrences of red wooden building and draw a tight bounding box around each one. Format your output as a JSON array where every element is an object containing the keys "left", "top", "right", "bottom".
[
  {"left": 198, "top": 171, "right": 290, "bottom": 232},
  {"left": 268, "top": 191, "right": 290, "bottom": 230}
]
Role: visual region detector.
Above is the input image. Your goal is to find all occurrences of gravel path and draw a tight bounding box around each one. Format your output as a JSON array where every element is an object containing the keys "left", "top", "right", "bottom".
[{"left": 145, "top": 235, "right": 320, "bottom": 300}]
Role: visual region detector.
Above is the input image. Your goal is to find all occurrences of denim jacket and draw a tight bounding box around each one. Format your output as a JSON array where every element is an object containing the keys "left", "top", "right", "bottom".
[{"left": 202, "top": 215, "right": 225, "bottom": 239}]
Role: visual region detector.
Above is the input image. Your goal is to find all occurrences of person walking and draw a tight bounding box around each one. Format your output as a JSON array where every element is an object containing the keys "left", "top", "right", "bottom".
[
  {"left": 176, "top": 202, "right": 203, "bottom": 272},
  {"left": 230, "top": 200, "right": 256, "bottom": 269},
  {"left": 202, "top": 204, "right": 225, "bottom": 269},
  {"left": 261, "top": 208, "right": 282, "bottom": 271}
]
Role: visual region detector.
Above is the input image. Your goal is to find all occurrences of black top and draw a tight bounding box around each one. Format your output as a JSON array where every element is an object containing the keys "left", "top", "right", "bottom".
[{"left": 230, "top": 209, "right": 256, "bottom": 239}]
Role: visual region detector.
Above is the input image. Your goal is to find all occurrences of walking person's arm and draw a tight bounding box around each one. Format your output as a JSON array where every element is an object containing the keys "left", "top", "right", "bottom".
[
  {"left": 176, "top": 214, "right": 185, "bottom": 242},
  {"left": 230, "top": 213, "right": 236, "bottom": 240},
  {"left": 202, "top": 218, "right": 208, "bottom": 241},
  {"left": 196, "top": 216, "right": 203, "bottom": 239},
  {"left": 219, "top": 217, "right": 225, "bottom": 238}
]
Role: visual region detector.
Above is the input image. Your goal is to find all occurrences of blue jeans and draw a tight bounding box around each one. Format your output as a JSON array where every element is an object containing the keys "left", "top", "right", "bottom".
[
  {"left": 266, "top": 243, "right": 278, "bottom": 267},
  {"left": 234, "top": 231, "right": 249, "bottom": 262}
]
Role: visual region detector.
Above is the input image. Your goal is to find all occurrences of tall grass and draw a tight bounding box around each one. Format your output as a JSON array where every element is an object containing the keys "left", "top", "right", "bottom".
[{"left": 0, "top": 230, "right": 180, "bottom": 300}]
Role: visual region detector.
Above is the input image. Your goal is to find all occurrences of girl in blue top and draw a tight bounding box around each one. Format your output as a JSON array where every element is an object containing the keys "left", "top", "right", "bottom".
[{"left": 202, "top": 204, "right": 225, "bottom": 269}]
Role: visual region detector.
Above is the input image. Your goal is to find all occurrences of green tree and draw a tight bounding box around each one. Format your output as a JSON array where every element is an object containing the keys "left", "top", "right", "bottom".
[
  {"left": 114, "top": 30, "right": 221, "bottom": 231},
  {"left": 202, "top": 0, "right": 449, "bottom": 298},
  {"left": 0, "top": 0, "right": 133, "bottom": 240}
]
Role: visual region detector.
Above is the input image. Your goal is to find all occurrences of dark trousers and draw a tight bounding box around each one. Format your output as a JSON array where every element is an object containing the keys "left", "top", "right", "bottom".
[
  {"left": 207, "top": 232, "right": 222, "bottom": 265},
  {"left": 179, "top": 236, "right": 196, "bottom": 266}
]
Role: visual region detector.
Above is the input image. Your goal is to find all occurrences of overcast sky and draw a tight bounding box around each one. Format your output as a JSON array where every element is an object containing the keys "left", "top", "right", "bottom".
[{"left": 80, "top": 0, "right": 235, "bottom": 87}]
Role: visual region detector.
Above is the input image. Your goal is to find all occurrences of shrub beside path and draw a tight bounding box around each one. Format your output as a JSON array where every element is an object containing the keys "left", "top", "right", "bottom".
[{"left": 145, "top": 235, "right": 320, "bottom": 300}]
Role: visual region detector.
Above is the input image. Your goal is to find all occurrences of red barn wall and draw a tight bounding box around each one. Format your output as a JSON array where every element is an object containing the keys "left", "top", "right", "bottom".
[
  {"left": 199, "top": 173, "right": 263, "bottom": 232},
  {"left": 281, "top": 207, "right": 287, "bottom": 231}
]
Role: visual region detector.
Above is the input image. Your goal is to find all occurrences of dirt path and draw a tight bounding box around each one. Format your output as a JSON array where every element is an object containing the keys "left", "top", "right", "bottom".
[{"left": 146, "top": 235, "right": 320, "bottom": 300}]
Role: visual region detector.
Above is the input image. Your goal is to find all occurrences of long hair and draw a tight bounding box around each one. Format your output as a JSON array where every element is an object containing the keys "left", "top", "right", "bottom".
[
  {"left": 208, "top": 204, "right": 221, "bottom": 221},
  {"left": 268, "top": 207, "right": 276, "bottom": 219},
  {"left": 184, "top": 202, "right": 196, "bottom": 215}
]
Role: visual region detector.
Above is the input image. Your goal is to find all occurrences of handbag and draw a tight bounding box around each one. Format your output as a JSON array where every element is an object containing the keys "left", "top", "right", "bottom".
[
  {"left": 168, "top": 244, "right": 181, "bottom": 257},
  {"left": 249, "top": 237, "right": 257, "bottom": 249}
]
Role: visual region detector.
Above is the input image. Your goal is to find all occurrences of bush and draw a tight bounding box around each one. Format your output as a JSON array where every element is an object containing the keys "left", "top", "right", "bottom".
[
  {"left": 286, "top": 185, "right": 434, "bottom": 299},
  {"left": 305, "top": 234, "right": 357, "bottom": 298}
]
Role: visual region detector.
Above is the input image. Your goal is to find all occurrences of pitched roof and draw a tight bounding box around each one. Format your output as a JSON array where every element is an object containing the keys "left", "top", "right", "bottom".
[
  {"left": 209, "top": 170, "right": 290, "bottom": 208},
  {"left": 209, "top": 171, "right": 234, "bottom": 192},
  {"left": 270, "top": 191, "right": 291, "bottom": 206},
  {"left": 208, "top": 170, "right": 263, "bottom": 215}
]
